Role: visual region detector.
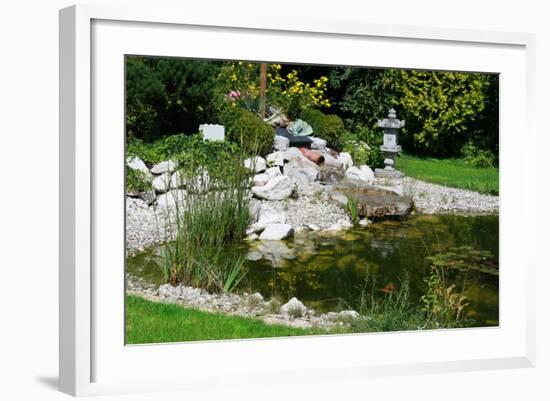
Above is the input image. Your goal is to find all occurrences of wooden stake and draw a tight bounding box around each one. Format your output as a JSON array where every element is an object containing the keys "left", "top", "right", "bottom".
[{"left": 259, "top": 63, "right": 267, "bottom": 117}]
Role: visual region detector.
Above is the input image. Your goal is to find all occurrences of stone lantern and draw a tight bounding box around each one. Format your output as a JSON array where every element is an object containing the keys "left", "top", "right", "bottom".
[{"left": 375, "top": 108, "right": 405, "bottom": 179}]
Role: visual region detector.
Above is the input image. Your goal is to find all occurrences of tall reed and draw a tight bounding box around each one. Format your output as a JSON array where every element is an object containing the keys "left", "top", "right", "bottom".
[{"left": 158, "top": 146, "right": 253, "bottom": 293}]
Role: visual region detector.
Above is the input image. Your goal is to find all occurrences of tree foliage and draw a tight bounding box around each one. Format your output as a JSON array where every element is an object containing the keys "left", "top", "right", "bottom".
[{"left": 126, "top": 57, "right": 221, "bottom": 141}]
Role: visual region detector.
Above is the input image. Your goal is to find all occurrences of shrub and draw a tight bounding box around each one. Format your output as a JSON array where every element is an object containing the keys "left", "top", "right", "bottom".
[
  {"left": 215, "top": 62, "right": 331, "bottom": 118},
  {"left": 126, "top": 168, "right": 151, "bottom": 194},
  {"left": 221, "top": 107, "right": 274, "bottom": 156},
  {"left": 126, "top": 134, "right": 246, "bottom": 183},
  {"left": 461, "top": 142, "right": 496, "bottom": 168},
  {"left": 390, "top": 70, "right": 492, "bottom": 157},
  {"left": 342, "top": 127, "right": 385, "bottom": 168},
  {"left": 301, "top": 108, "right": 345, "bottom": 150},
  {"left": 126, "top": 57, "right": 221, "bottom": 141}
]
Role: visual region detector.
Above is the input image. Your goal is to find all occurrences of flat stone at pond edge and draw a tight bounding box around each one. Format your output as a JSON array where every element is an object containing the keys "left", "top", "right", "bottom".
[
  {"left": 258, "top": 223, "right": 294, "bottom": 240},
  {"left": 333, "top": 182, "right": 414, "bottom": 219}
]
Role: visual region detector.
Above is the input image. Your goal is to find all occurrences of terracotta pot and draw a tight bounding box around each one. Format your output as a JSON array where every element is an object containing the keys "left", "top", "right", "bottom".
[{"left": 299, "top": 148, "right": 325, "bottom": 165}]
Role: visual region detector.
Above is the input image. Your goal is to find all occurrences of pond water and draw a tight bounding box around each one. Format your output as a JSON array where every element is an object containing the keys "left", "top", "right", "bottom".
[{"left": 127, "top": 214, "right": 499, "bottom": 326}]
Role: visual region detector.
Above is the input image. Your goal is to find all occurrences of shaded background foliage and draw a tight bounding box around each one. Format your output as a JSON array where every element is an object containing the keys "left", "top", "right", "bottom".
[{"left": 125, "top": 56, "right": 498, "bottom": 162}]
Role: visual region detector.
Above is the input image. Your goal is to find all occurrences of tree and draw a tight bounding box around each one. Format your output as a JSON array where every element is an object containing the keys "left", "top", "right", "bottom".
[{"left": 126, "top": 57, "right": 222, "bottom": 141}]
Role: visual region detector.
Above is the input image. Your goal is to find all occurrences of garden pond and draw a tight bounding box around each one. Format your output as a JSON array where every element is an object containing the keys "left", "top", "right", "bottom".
[{"left": 127, "top": 214, "right": 499, "bottom": 327}]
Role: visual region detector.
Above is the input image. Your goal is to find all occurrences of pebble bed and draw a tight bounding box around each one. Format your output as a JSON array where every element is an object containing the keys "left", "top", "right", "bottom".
[
  {"left": 127, "top": 275, "right": 359, "bottom": 330},
  {"left": 376, "top": 177, "right": 499, "bottom": 215}
]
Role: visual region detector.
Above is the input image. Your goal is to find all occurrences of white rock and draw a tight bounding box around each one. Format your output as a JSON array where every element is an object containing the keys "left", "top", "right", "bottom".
[
  {"left": 338, "top": 152, "right": 354, "bottom": 169},
  {"left": 244, "top": 156, "right": 267, "bottom": 173},
  {"left": 126, "top": 156, "right": 152, "bottom": 178},
  {"left": 170, "top": 170, "right": 186, "bottom": 189},
  {"left": 266, "top": 152, "right": 285, "bottom": 167},
  {"left": 245, "top": 233, "right": 259, "bottom": 241},
  {"left": 283, "top": 156, "right": 320, "bottom": 196},
  {"left": 255, "top": 240, "right": 295, "bottom": 266},
  {"left": 360, "top": 165, "right": 375, "bottom": 182},
  {"left": 281, "top": 147, "right": 303, "bottom": 162},
  {"left": 310, "top": 136, "right": 327, "bottom": 151},
  {"left": 156, "top": 189, "right": 186, "bottom": 209},
  {"left": 252, "top": 175, "right": 295, "bottom": 201},
  {"left": 345, "top": 165, "right": 374, "bottom": 184},
  {"left": 258, "top": 223, "right": 294, "bottom": 240},
  {"left": 252, "top": 173, "right": 269, "bottom": 187},
  {"left": 307, "top": 223, "right": 321, "bottom": 231},
  {"left": 324, "top": 221, "right": 352, "bottom": 232},
  {"left": 152, "top": 172, "right": 171, "bottom": 193},
  {"left": 323, "top": 152, "right": 343, "bottom": 168},
  {"left": 338, "top": 310, "right": 360, "bottom": 321},
  {"left": 257, "top": 206, "right": 286, "bottom": 229},
  {"left": 151, "top": 160, "right": 177, "bottom": 175},
  {"left": 358, "top": 218, "right": 370, "bottom": 227},
  {"left": 280, "top": 297, "right": 307, "bottom": 318},
  {"left": 265, "top": 166, "right": 282, "bottom": 179},
  {"left": 273, "top": 135, "right": 290, "bottom": 151}
]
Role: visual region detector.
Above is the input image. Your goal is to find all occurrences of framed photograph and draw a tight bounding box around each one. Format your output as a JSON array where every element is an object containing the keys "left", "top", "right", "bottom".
[{"left": 59, "top": 4, "right": 536, "bottom": 396}]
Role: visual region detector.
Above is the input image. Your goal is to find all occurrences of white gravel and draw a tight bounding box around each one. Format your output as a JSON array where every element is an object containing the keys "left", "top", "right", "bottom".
[
  {"left": 127, "top": 275, "right": 359, "bottom": 330},
  {"left": 375, "top": 177, "right": 499, "bottom": 215}
]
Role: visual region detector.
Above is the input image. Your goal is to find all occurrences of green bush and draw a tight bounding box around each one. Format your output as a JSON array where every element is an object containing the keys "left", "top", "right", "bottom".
[
  {"left": 126, "top": 57, "right": 221, "bottom": 141},
  {"left": 301, "top": 108, "right": 345, "bottom": 150},
  {"left": 126, "top": 168, "right": 152, "bottom": 194},
  {"left": 461, "top": 142, "right": 496, "bottom": 168},
  {"left": 126, "top": 134, "right": 244, "bottom": 183},
  {"left": 342, "top": 126, "right": 385, "bottom": 168},
  {"left": 221, "top": 107, "right": 274, "bottom": 156}
]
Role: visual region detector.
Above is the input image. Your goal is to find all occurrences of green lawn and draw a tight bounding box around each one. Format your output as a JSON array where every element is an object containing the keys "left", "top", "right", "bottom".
[
  {"left": 397, "top": 153, "right": 499, "bottom": 195},
  {"left": 126, "top": 295, "right": 326, "bottom": 344}
]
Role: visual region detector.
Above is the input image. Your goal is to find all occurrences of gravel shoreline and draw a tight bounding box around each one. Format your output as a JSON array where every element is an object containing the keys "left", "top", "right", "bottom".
[
  {"left": 127, "top": 274, "right": 359, "bottom": 330},
  {"left": 126, "top": 177, "right": 498, "bottom": 254}
]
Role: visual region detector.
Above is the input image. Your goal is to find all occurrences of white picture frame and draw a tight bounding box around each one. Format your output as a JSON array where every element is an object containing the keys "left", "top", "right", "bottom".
[{"left": 59, "top": 4, "right": 536, "bottom": 397}]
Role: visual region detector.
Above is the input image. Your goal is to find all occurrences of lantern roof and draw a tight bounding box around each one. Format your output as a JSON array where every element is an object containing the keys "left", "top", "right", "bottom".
[{"left": 377, "top": 108, "right": 405, "bottom": 129}]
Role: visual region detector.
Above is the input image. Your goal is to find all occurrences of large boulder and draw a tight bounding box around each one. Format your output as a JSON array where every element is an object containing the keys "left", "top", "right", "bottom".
[
  {"left": 247, "top": 205, "right": 287, "bottom": 234},
  {"left": 322, "top": 152, "right": 343, "bottom": 168},
  {"left": 266, "top": 152, "right": 285, "bottom": 167},
  {"left": 283, "top": 157, "right": 320, "bottom": 196},
  {"left": 257, "top": 206, "right": 286, "bottom": 229},
  {"left": 152, "top": 172, "right": 171, "bottom": 193},
  {"left": 281, "top": 147, "right": 303, "bottom": 162},
  {"left": 126, "top": 156, "right": 152, "bottom": 179},
  {"left": 310, "top": 136, "right": 327, "bottom": 151},
  {"left": 156, "top": 189, "right": 186, "bottom": 210},
  {"left": 249, "top": 239, "right": 295, "bottom": 267},
  {"left": 265, "top": 166, "right": 282, "bottom": 179},
  {"left": 244, "top": 156, "right": 267, "bottom": 173},
  {"left": 332, "top": 183, "right": 414, "bottom": 219},
  {"left": 151, "top": 160, "right": 177, "bottom": 175},
  {"left": 252, "top": 175, "right": 295, "bottom": 201},
  {"left": 345, "top": 165, "right": 374, "bottom": 184},
  {"left": 338, "top": 152, "right": 354, "bottom": 169},
  {"left": 251, "top": 173, "right": 269, "bottom": 187},
  {"left": 259, "top": 223, "right": 294, "bottom": 240}
]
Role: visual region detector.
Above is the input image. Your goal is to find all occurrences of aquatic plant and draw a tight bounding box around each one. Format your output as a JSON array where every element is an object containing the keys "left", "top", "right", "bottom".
[
  {"left": 420, "top": 264, "right": 471, "bottom": 326},
  {"left": 344, "top": 197, "right": 361, "bottom": 225},
  {"left": 157, "top": 148, "right": 252, "bottom": 293}
]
